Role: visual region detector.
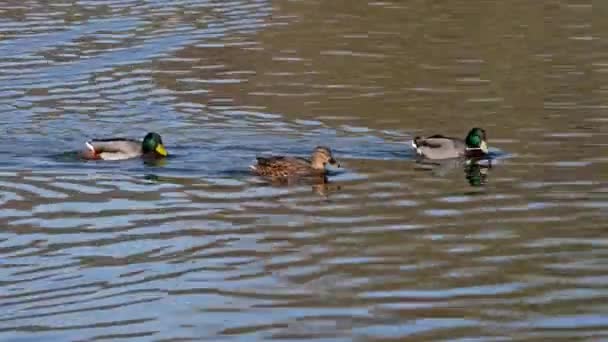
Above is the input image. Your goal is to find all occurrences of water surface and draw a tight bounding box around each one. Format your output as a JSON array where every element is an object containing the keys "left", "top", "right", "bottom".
[{"left": 1, "top": 0, "right": 607, "bottom": 340}]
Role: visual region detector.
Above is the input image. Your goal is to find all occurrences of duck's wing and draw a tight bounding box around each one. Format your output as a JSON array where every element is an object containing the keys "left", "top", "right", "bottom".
[
  {"left": 413, "top": 135, "right": 465, "bottom": 159},
  {"left": 256, "top": 156, "right": 285, "bottom": 166},
  {"left": 415, "top": 135, "right": 461, "bottom": 147},
  {"left": 86, "top": 138, "right": 141, "bottom": 154},
  {"left": 256, "top": 156, "right": 310, "bottom": 166},
  {"left": 251, "top": 156, "right": 312, "bottom": 177}
]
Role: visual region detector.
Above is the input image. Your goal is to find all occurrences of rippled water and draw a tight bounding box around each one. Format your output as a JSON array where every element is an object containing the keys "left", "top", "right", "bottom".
[{"left": 1, "top": 1, "right": 607, "bottom": 340}]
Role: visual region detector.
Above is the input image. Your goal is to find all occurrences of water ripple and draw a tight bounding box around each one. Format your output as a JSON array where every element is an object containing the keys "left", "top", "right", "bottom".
[{"left": 0, "top": 0, "right": 606, "bottom": 341}]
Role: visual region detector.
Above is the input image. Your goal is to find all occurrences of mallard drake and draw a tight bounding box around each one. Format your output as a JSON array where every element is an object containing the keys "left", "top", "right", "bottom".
[
  {"left": 412, "top": 127, "right": 488, "bottom": 160},
  {"left": 250, "top": 146, "right": 340, "bottom": 178},
  {"left": 82, "top": 132, "right": 168, "bottom": 160}
]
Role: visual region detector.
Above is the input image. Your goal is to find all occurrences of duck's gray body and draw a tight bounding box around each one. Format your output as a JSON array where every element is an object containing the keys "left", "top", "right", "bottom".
[
  {"left": 412, "top": 135, "right": 466, "bottom": 160},
  {"left": 82, "top": 132, "right": 167, "bottom": 161},
  {"left": 86, "top": 139, "right": 143, "bottom": 160}
]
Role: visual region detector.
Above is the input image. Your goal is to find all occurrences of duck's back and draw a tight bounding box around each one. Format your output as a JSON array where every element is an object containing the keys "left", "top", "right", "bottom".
[
  {"left": 86, "top": 138, "right": 142, "bottom": 160},
  {"left": 252, "top": 156, "right": 316, "bottom": 177},
  {"left": 414, "top": 135, "right": 465, "bottom": 159}
]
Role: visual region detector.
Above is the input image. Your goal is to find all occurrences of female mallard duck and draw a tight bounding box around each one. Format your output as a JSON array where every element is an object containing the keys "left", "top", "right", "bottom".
[
  {"left": 412, "top": 127, "right": 488, "bottom": 160},
  {"left": 82, "top": 132, "right": 168, "bottom": 160},
  {"left": 250, "top": 146, "right": 340, "bottom": 178}
]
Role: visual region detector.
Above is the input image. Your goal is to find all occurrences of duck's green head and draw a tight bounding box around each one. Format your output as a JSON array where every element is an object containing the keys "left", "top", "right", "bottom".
[
  {"left": 142, "top": 132, "right": 168, "bottom": 157},
  {"left": 465, "top": 127, "right": 488, "bottom": 153}
]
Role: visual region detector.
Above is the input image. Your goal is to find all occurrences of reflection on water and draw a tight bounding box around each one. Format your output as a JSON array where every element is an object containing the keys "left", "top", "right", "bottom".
[
  {"left": 415, "top": 157, "right": 494, "bottom": 187},
  {"left": 1, "top": 0, "right": 608, "bottom": 341},
  {"left": 465, "top": 163, "right": 490, "bottom": 187}
]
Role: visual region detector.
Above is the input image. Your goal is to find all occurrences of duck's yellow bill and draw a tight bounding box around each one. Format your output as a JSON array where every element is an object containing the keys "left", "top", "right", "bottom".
[
  {"left": 155, "top": 144, "right": 168, "bottom": 157},
  {"left": 480, "top": 141, "right": 488, "bottom": 154}
]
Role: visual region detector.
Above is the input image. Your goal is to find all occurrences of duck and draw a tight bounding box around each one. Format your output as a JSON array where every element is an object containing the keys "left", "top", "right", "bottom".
[
  {"left": 412, "top": 127, "right": 488, "bottom": 160},
  {"left": 82, "top": 132, "right": 168, "bottom": 160},
  {"left": 250, "top": 146, "right": 340, "bottom": 178}
]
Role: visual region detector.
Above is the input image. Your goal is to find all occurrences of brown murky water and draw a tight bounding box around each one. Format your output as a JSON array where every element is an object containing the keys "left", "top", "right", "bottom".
[{"left": 1, "top": 1, "right": 607, "bottom": 341}]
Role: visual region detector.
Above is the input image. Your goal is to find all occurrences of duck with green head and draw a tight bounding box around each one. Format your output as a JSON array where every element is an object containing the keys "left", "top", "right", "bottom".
[
  {"left": 412, "top": 128, "right": 488, "bottom": 160},
  {"left": 82, "top": 132, "right": 168, "bottom": 160}
]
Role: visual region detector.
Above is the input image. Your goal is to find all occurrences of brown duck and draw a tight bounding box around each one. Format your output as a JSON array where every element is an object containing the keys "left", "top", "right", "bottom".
[{"left": 250, "top": 146, "right": 340, "bottom": 178}]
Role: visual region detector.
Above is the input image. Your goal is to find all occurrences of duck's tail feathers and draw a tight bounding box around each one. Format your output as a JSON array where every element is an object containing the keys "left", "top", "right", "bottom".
[
  {"left": 85, "top": 141, "right": 95, "bottom": 153},
  {"left": 412, "top": 137, "right": 424, "bottom": 155},
  {"left": 412, "top": 137, "right": 421, "bottom": 148}
]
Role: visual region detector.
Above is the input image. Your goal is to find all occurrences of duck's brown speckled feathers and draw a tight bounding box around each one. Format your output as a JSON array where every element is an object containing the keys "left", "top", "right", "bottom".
[
  {"left": 250, "top": 146, "right": 339, "bottom": 178},
  {"left": 252, "top": 156, "right": 317, "bottom": 178}
]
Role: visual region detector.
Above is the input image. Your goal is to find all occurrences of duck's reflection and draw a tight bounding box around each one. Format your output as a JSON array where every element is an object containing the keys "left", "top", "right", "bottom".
[
  {"left": 415, "top": 157, "right": 492, "bottom": 186},
  {"left": 311, "top": 179, "right": 342, "bottom": 197},
  {"left": 464, "top": 160, "right": 491, "bottom": 186},
  {"left": 261, "top": 174, "right": 343, "bottom": 197}
]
